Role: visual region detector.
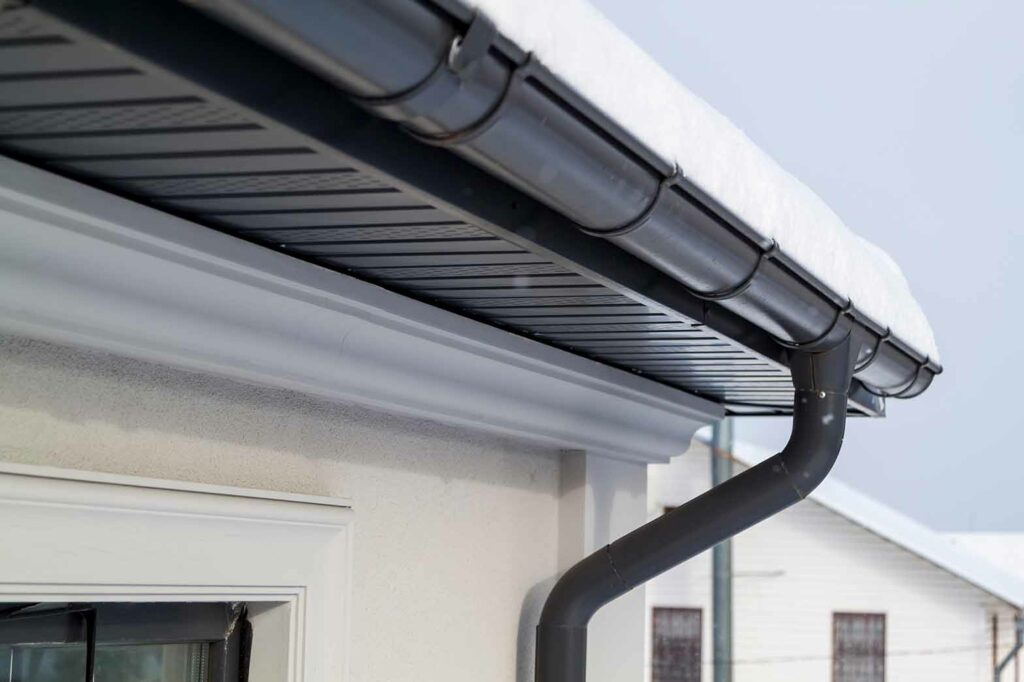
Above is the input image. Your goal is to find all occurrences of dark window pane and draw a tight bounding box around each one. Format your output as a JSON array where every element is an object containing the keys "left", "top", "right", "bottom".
[
  {"left": 1, "top": 642, "right": 208, "bottom": 682},
  {"left": 833, "top": 613, "right": 885, "bottom": 682},
  {"left": 652, "top": 607, "right": 701, "bottom": 682}
]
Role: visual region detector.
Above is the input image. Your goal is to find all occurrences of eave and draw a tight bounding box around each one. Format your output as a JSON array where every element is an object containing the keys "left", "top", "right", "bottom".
[{"left": 0, "top": 0, "right": 933, "bottom": 416}]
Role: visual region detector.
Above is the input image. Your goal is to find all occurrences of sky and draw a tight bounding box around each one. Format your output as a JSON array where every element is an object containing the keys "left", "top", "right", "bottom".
[{"left": 591, "top": 0, "right": 1024, "bottom": 530}]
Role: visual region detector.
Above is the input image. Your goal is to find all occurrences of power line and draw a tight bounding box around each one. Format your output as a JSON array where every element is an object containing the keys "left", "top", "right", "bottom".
[
  {"left": 647, "top": 642, "right": 1011, "bottom": 668},
  {"left": 718, "top": 643, "right": 1000, "bottom": 666}
]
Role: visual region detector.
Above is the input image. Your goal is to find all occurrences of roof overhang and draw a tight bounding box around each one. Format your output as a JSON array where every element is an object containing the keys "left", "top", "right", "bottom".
[
  {"left": 0, "top": 0, "right": 937, "bottom": 416},
  {"left": 0, "top": 156, "right": 719, "bottom": 462}
]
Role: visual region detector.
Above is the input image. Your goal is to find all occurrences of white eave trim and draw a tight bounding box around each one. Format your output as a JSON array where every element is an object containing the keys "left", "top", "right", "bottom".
[
  {"left": 0, "top": 461, "right": 353, "bottom": 682},
  {"left": 0, "top": 157, "right": 720, "bottom": 463}
]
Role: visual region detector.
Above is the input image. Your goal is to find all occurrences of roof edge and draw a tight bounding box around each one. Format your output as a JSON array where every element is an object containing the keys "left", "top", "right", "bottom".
[{"left": 182, "top": 0, "right": 940, "bottom": 400}]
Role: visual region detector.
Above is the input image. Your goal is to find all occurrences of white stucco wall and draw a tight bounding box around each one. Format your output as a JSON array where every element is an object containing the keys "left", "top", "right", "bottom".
[
  {"left": 646, "top": 442, "right": 1019, "bottom": 682},
  {"left": 0, "top": 333, "right": 563, "bottom": 682}
]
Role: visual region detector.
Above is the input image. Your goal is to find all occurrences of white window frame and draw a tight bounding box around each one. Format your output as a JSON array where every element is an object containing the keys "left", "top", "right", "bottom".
[{"left": 0, "top": 461, "right": 353, "bottom": 682}]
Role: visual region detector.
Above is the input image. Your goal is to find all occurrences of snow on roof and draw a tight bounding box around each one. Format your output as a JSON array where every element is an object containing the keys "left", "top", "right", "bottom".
[
  {"left": 702, "top": 436, "right": 1024, "bottom": 607},
  {"left": 947, "top": 533, "right": 1024, "bottom": 581},
  {"left": 458, "top": 0, "right": 939, "bottom": 362}
]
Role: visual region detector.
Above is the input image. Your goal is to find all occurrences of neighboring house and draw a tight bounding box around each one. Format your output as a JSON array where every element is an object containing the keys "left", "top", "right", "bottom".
[
  {"left": 647, "top": 437, "right": 1024, "bottom": 682},
  {"left": 0, "top": 1, "right": 942, "bottom": 681}
]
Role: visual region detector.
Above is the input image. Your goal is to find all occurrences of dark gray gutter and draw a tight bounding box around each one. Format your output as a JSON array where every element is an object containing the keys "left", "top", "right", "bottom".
[
  {"left": 537, "top": 336, "right": 855, "bottom": 681},
  {"left": 190, "top": 0, "right": 941, "bottom": 399}
]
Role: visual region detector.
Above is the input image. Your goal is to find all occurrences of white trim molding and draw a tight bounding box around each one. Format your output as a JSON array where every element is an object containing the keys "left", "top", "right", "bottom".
[
  {"left": 0, "top": 461, "right": 353, "bottom": 682},
  {"left": 0, "top": 157, "right": 719, "bottom": 463}
]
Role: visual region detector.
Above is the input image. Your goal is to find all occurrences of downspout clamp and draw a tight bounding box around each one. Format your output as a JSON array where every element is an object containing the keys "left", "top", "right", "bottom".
[{"left": 535, "top": 335, "right": 856, "bottom": 682}]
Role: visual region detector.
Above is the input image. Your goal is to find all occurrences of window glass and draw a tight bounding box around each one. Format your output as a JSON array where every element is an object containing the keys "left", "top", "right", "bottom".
[
  {"left": 652, "top": 607, "right": 702, "bottom": 682},
  {"left": 0, "top": 642, "right": 208, "bottom": 682},
  {"left": 833, "top": 612, "right": 885, "bottom": 682}
]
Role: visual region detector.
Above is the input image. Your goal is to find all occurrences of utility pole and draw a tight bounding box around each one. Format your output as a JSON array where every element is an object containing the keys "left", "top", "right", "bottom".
[{"left": 711, "top": 418, "right": 734, "bottom": 682}]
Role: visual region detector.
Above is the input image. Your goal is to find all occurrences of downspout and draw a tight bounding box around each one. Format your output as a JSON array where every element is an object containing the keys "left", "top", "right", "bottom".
[
  {"left": 535, "top": 336, "right": 856, "bottom": 682},
  {"left": 995, "top": 614, "right": 1024, "bottom": 682},
  {"left": 710, "top": 418, "right": 734, "bottom": 682}
]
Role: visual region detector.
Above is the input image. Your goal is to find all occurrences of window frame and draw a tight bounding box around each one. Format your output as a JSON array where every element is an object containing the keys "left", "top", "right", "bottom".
[
  {"left": 0, "top": 462, "right": 353, "bottom": 682},
  {"left": 832, "top": 611, "right": 886, "bottom": 682},
  {"left": 0, "top": 602, "right": 246, "bottom": 682}
]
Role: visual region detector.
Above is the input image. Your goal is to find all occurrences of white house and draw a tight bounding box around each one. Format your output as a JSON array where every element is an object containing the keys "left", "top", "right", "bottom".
[
  {"left": 0, "top": 1, "right": 942, "bottom": 681},
  {"left": 647, "top": 437, "right": 1024, "bottom": 682}
]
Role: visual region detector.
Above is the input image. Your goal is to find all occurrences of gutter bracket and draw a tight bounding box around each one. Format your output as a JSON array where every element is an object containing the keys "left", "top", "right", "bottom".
[
  {"left": 410, "top": 53, "right": 537, "bottom": 147},
  {"left": 352, "top": 11, "right": 496, "bottom": 123}
]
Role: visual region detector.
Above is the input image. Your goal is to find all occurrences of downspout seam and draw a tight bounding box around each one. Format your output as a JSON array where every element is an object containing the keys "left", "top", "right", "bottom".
[{"left": 604, "top": 545, "right": 626, "bottom": 589}]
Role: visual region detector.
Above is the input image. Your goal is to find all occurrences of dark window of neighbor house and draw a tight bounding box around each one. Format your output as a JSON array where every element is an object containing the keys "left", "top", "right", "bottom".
[
  {"left": 0, "top": 602, "right": 250, "bottom": 682},
  {"left": 833, "top": 612, "right": 886, "bottom": 682},
  {"left": 652, "top": 607, "right": 702, "bottom": 682}
]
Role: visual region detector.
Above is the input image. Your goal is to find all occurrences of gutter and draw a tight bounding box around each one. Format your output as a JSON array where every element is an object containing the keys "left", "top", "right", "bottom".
[
  {"left": 189, "top": 0, "right": 940, "bottom": 400},
  {"left": 536, "top": 336, "right": 855, "bottom": 681}
]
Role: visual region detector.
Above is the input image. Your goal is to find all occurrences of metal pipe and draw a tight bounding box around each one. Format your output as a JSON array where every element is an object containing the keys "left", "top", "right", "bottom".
[
  {"left": 711, "top": 418, "right": 734, "bottom": 682},
  {"left": 535, "top": 335, "right": 855, "bottom": 682},
  {"left": 996, "top": 614, "right": 1024, "bottom": 682}
]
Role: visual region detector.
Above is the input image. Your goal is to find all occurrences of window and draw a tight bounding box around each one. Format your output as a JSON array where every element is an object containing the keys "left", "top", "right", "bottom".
[
  {"left": 0, "top": 603, "right": 248, "bottom": 682},
  {"left": 833, "top": 612, "right": 885, "bottom": 682},
  {"left": 652, "top": 607, "right": 702, "bottom": 682},
  {"left": 0, "top": 463, "right": 352, "bottom": 682}
]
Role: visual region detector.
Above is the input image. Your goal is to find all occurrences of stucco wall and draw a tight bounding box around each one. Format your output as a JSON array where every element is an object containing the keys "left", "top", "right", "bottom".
[
  {"left": 646, "top": 442, "right": 1019, "bottom": 682},
  {"left": 0, "top": 334, "right": 562, "bottom": 682}
]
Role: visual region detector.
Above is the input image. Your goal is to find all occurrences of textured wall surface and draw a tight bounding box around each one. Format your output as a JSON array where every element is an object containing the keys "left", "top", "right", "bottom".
[
  {"left": 646, "top": 442, "right": 1018, "bottom": 682},
  {"left": 0, "top": 334, "right": 561, "bottom": 682}
]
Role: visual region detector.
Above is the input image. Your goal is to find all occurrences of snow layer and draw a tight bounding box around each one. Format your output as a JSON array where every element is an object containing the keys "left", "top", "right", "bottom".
[{"left": 458, "top": 0, "right": 939, "bottom": 362}]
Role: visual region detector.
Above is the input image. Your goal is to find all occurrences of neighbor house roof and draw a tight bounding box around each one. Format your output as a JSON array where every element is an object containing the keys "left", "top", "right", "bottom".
[
  {"left": 705, "top": 436, "right": 1024, "bottom": 608},
  {"left": 947, "top": 533, "right": 1024, "bottom": 582}
]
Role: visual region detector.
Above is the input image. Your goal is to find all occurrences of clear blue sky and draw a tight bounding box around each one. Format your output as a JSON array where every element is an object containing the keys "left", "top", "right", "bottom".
[{"left": 592, "top": 0, "right": 1024, "bottom": 530}]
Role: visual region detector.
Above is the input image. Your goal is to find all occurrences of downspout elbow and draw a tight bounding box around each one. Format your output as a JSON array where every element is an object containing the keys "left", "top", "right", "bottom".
[
  {"left": 776, "top": 339, "right": 855, "bottom": 498},
  {"left": 536, "top": 336, "right": 856, "bottom": 682}
]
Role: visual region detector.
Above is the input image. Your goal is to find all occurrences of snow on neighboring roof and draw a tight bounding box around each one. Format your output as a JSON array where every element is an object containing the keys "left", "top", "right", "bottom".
[
  {"left": 947, "top": 533, "right": 1024, "bottom": 581},
  {"left": 699, "top": 436, "right": 1024, "bottom": 607},
  {"left": 457, "top": 0, "right": 939, "bottom": 362}
]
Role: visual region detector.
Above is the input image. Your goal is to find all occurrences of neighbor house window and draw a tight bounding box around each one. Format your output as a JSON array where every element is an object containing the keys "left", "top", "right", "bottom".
[
  {"left": 652, "top": 607, "right": 701, "bottom": 682},
  {"left": 833, "top": 612, "right": 885, "bottom": 682}
]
